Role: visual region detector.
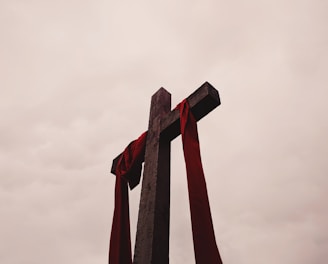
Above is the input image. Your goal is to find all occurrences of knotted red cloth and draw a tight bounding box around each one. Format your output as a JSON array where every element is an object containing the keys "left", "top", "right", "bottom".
[
  {"left": 109, "top": 100, "right": 222, "bottom": 264},
  {"left": 109, "top": 132, "right": 147, "bottom": 264}
]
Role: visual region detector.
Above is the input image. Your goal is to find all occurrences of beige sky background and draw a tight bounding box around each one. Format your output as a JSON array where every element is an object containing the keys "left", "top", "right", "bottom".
[{"left": 1, "top": 0, "right": 327, "bottom": 263}]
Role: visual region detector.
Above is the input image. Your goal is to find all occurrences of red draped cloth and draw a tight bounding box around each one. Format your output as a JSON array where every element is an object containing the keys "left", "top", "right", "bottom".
[
  {"left": 109, "top": 132, "right": 147, "bottom": 264},
  {"left": 109, "top": 100, "right": 222, "bottom": 264},
  {"left": 177, "top": 99, "right": 222, "bottom": 264}
]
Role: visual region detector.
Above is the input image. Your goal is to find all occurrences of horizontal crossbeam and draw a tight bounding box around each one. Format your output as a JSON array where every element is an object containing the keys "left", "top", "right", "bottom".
[{"left": 111, "top": 81, "right": 220, "bottom": 177}]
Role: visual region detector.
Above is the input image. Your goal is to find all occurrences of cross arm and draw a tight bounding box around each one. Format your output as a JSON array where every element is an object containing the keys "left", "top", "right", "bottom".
[
  {"left": 160, "top": 81, "right": 220, "bottom": 141},
  {"left": 111, "top": 81, "right": 220, "bottom": 176}
]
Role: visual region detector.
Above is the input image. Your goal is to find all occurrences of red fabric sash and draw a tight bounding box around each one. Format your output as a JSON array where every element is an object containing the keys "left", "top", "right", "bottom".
[
  {"left": 109, "top": 132, "right": 147, "bottom": 264},
  {"left": 109, "top": 100, "right": 222, "bottom": 264},
  {"left": 177, "top": 99, "right": 222, "bottom": 264}
]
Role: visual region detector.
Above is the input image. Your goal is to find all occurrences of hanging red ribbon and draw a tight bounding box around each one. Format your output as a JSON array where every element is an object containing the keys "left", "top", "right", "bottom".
[
  {"left": 109, "top": 132, "right": 147, "bottom": 264},
  {"left": 109, "top": 100, "right": 222, "bottom": 264},
  {"left": 177, "top": 99, "right": 222, "bottom": 264}
]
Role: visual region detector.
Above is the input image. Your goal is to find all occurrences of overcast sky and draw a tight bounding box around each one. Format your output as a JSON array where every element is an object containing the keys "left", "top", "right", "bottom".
[{"left": 1, "top": 0, "right": 327, "bottom": 263}]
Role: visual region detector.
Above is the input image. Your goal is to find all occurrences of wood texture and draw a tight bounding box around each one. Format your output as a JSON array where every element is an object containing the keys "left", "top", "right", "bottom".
[{"left": 133, "top": 88, "right": 171, "bottom": 264}]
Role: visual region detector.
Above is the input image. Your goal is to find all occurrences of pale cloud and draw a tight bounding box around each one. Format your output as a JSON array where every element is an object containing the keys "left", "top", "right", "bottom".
[{"left": 0, "top": 0, "right": 327, "bottom": 263}]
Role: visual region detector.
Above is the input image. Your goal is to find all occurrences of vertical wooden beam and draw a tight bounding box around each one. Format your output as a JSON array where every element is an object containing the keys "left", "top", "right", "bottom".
[{"left": 133, "top": 88, "right": 171, "bottom": 264}]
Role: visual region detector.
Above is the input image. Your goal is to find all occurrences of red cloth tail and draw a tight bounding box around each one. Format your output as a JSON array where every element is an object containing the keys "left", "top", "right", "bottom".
[
  {"left": 109, "top": 176, "right": 132, "bottom": 264},
  {"left": 177, "top": 99, "right": 223, "bottom": 264}
]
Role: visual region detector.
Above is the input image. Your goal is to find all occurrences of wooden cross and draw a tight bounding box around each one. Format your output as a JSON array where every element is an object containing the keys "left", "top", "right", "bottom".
[{"left": 111, "top": 82, "right": 221, "bottom": 264}]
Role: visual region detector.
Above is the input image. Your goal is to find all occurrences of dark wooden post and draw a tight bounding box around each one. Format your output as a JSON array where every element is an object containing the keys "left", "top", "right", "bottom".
[
  {"left": 111, "top": 82, "right": 221, "bottom": 264},
  {"left": 133, "top": 88, "right": 171, "bottom": 264}
]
